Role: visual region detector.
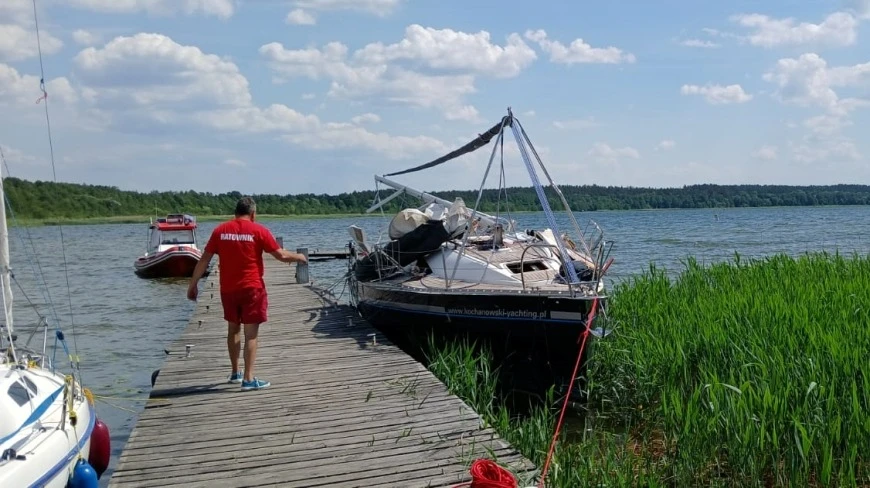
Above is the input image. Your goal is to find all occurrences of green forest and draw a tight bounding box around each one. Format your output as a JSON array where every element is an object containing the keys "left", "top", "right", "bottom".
[{"left": 5, "top": 177, "right": 870, "bottom": 221}]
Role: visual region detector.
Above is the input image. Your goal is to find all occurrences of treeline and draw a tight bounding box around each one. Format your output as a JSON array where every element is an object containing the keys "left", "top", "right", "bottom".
[{"left": 5, "top": 177, "right": 870, "bottom": 220}]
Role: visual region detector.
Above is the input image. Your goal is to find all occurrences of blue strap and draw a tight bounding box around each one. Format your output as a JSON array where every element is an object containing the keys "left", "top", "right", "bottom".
[
  {"left": 0, "top": 384, "right": 64, "bottom": 447},
  {"left": 510, "top": 122, "right": 580, "bottom": 285}
]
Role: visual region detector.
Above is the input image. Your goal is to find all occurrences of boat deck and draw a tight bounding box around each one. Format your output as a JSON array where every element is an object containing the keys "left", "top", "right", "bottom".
[{"left": 107, "top": 259, "right": 535, "bottom": 487}]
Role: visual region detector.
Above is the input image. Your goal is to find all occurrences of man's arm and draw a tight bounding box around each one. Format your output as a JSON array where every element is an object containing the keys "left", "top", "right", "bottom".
[
  {"left": 269, "top": 249, "right": 308, "bottom": 264},
  {"left": 187, "top": 251, "right": 215, "bottom": 300},
  {"left": 259, "top": 226, "right": 307, "bottom": 264}
]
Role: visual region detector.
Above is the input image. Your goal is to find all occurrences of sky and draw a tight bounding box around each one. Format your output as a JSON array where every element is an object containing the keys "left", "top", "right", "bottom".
[{"left": 1, "top": 0, "right": 869, "bottom": 196}]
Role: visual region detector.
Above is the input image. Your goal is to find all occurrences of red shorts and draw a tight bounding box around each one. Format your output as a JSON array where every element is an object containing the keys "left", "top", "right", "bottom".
[{"left": 220, "top": 287, "right": 268, "bottom": 324}]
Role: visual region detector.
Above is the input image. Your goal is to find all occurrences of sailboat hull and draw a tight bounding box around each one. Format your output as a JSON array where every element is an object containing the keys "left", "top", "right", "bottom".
[
  {"left": 352, "top": 279, "right": 603, "bottom": 389},
  {"left": 0, "top": 368, "right": 96, "bottom": 488}
]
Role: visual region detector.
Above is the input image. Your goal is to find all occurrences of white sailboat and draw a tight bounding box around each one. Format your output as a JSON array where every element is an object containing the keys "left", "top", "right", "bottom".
[
  {"left": 346, "top": 108, "right": 614, "bottom": 403},
  {"left": 0, "top": 163, "right": 111, "bottom": 487}
]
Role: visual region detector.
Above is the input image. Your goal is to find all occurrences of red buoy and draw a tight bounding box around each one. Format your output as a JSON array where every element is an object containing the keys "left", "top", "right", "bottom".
[{"left": 89, "top": 418, "right": 111, "bottom": 479}]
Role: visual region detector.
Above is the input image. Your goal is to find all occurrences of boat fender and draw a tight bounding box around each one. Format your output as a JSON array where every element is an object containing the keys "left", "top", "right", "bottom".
[
  {"left": 89, "top": 418, "right": 111, "bottom": 479},
  {"left": 68, "top": 459, "right": 98, "bottom": 488}
]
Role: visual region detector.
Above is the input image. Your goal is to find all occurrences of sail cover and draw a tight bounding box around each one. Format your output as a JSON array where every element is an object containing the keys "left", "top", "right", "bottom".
[{"left": 384, "top": 115, "right": 512, "bottom": 177}]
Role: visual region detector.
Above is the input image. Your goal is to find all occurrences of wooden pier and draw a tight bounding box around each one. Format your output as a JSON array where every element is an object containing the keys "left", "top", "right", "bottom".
[{"left": 108, "top": 258, "right": 535, "bottom": 487}]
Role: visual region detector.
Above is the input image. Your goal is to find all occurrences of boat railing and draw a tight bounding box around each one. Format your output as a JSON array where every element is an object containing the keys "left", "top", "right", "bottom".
[{"left": 519, "top": 242, "right": 602, "bottom": 294}]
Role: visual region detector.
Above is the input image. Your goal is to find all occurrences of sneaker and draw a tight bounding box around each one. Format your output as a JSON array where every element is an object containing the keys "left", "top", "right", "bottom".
[
  {"left": 241, "top": 378, "right": 270, "bottom": 391},
  {"left": 227, "top": 371, "right": 243, "bottom": 384}
]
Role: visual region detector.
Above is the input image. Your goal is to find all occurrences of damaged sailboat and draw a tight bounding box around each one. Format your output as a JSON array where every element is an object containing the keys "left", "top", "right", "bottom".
[{"left": 345, "top": 108, "right": 614, "bottom": 398}]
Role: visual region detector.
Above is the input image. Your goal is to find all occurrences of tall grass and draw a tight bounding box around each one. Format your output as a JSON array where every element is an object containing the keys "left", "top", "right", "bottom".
[
  {"left": 423, "top": 251, "right": 869, "bottom": 487},
  {"left": 425, "top": 335, "right": 661, "bottom": 487},
  {"left": 592, "top": 251, "right": 869, "bottom": 486}
]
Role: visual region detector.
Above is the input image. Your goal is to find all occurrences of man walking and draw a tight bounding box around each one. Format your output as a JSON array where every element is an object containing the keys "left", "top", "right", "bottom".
[{"left": 187, "top": 197, "right": 307, "bottom": 391}]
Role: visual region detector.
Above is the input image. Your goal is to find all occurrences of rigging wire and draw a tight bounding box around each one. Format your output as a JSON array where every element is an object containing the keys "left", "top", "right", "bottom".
[
  {"left": 30, "top": 0, "right": 83, "bottom": 378},
  {"left": 0, "top": 149, "right": 64, "bottom": 363}
]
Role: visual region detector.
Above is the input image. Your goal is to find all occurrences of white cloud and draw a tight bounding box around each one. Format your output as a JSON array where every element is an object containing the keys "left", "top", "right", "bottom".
[
  {"left": 524, "top": 29, "right": 636, "bottom": 64},
  {"left": 751, "top": 145, "right": 778, "bottom": 160},
  {"left": 790, "top": 136, "right": 860, "bottom": 163},
  {"left": 679, "top": 39, "right": 720, "bottom": 48},
  {"left": 0, "top": 63, "right": 78, "bottom": 106},
  {"left": 0, "top": 0, "right": 33, "bottom": 25},
  {"left": 851, "top": 0, "right": 870, "bottom": 19},
  {"left": 656, "top": 139, "right": 676, "bottom": 151},
  {"left": 301, "top": 93, "right": 316, "bottom": 100},
  {"left": 587, "top": 142, "right": 639, "bottom": 164},
  {"left": 730, "top": 11, "right": 858, "bottom": 48},
  {"left": 804, "top": 114, "right": 852, "bottom": 135},
  {"left": 351, "top": 113, "right": 380, "bottom": 124},
  {"left": 70, "top": 33, "right": 444, "bottom": 159},
  {"left": 291, "top": 0, "right": 403, "bottom": 16},
  {"left": 67, "top": 0, "right": 235, "bottom": 18},
  {"left": 260, "top": 25, "right": 538, "bottom": 121},
  {"left": 552, "top": 117, "right": 598, "bottom": 130},
  {"left": 762, "top": 53, "right": 870, "bottom": 113},
  {"left": 72, "top": 29, "right": 102, "bottom": 46},
  {"left": 224, "top": 158, "right": 246, "bottom": 167},
  {"left": 353, "top": 25, "right": 537, "bottom": 78},
  {"left": 680, "top": 83, "right": 752, "bottom": 104},
  {"left": 74, "top": 33, "right": 253, "bottom": 111},
  {"left": 0, "top": 24, "right": 63, "bottom": 62},
  {"left": 283, "top": 125, "right": 445, "bottom": 159},
  {"left": 286, "top": 9, "right": 316, "bottom": 25},
  {"left": 0, "top": 144, "right": 38, "bottom": 167},
  {"left": 761, "top": 53, "right": 869, "bottom": 167}
]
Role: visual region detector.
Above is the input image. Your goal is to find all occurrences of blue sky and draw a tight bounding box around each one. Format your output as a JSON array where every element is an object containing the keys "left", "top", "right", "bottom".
[{"left": 1, "top": 0, "right": 869, "bottom": 196}]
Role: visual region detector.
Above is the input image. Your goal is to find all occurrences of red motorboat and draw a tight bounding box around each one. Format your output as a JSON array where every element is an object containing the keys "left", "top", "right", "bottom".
[{"left": 134, "top": 214, "right": 203, "bottom": 278}]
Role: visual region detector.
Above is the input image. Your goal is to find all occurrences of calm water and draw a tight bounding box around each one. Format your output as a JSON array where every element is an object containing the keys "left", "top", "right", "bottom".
[{"left": 6, "top": 205, "right": 869, "bottom": 483}]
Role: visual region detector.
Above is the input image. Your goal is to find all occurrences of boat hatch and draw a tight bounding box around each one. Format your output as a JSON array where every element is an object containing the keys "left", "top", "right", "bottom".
[
  {"left": 7, "top": 381, "right": 31, "bottom": 407},
  {"left": 506, "top": 260, "right": 547, "bottom": 274}
]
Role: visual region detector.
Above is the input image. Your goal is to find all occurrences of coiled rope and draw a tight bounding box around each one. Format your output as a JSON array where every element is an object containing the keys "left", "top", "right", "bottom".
[{"left": 453, "top": 459, "right": 517, "bottom": 488}]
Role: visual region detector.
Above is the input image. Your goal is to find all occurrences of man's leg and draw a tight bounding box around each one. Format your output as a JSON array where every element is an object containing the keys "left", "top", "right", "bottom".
[
  {"left": 227, "top": 322, "right": 242, "bottom": 383},
  {"left": 239, "top": 287, "right": 270, "bottom": 390},
  {"left": 242, "top": 323, "right": 259, "bottom": 382},
  {"left": 227, "top": 321, "right": 241, "bottom": 376},
  {"left": 221, "top": 290, "right": 244, "bottom": 383}
]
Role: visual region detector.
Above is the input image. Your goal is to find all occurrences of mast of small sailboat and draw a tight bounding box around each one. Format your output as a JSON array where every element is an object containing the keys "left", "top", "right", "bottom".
[{"left": 0, "top": 161, "right": 15, "bottom": 361}]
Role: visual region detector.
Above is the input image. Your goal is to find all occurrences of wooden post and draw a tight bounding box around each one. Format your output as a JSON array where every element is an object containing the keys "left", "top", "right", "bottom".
[
  {"left": 276, "top": 236, "right": 284, "bottom": 249},
  {"left": 295, "top": 247, "right": 309, "bottom": 284}
]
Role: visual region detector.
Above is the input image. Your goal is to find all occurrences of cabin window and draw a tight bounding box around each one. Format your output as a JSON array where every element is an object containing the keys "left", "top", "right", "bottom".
[
  {"left": 22, "top": 376, "right": 37, "bottom": 395},
  {"left": 506, "top": 261, "right": 547, "bottom": 273},
  {"left": 8, "top": 381, "right": 30, "bottom": 407},
  {"left": 160, "top": 230, "right": 195, "bottom": 245}
]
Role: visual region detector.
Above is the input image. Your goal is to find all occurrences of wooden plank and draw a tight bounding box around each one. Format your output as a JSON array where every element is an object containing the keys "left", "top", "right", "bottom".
[{"left": 108, "top": 258, "right": 535, "bottom": 487}]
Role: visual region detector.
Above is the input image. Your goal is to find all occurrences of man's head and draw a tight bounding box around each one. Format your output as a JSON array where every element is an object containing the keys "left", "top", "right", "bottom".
[{"left": 235, "top": 196, "right": 257, "bottom": 219}]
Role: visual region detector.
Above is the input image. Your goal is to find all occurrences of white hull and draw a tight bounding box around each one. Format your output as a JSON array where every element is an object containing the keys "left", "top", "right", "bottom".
[{"left": 0, "top": 365, "right": 95, "bottom": 488}]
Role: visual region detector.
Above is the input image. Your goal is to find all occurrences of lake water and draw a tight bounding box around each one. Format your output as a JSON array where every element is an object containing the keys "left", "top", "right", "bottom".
[{"left": 6, "top": 205, "right": 869, "bottom": 484}]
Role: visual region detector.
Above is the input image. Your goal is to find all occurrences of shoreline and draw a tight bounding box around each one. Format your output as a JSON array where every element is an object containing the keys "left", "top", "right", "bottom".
[
  {"left": 9, "top": 204, "right": 869, "bottom": 227},
  {"left": 8, "top": 213, "right": 382, "bottom": 227}
]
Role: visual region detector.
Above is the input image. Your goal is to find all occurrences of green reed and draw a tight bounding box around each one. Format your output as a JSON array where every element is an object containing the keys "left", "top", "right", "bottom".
[
  {"left": 592, "top": 251, "right": 869, "bottom": 486},
  {"left": 423, "top": 252, "right": 869, "bottom": 487},
  {"left": 424, "top": 334, "right": 664, "bottom": 487}
]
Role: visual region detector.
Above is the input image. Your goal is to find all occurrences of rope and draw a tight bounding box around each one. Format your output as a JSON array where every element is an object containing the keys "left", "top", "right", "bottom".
[
  {"left": 1, "top": 151, "right": 64, "bottom": 367},
  {"left": 30, "top": 0, "right": 83, "bottom": 379},
  {"left": 453, "top": 459, "right": 518, "bottom": 488},
  {"left": 537, "top": 297, "right": 600, "bottom": 488}
]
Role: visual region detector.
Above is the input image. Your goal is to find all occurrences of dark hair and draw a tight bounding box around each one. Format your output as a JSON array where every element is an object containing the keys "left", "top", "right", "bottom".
[{"left": 234, "top": 196, "right": 256, "bottom": 216}]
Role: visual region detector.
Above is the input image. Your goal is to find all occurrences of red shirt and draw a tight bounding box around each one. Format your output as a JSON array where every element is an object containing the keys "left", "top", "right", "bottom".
[{"left": 204, "top": 218, "right": 280, "bottom": 292}]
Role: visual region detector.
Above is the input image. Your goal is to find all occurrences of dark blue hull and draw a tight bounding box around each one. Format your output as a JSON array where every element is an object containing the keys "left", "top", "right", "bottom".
[{"left": 351, "top": 277, "right": 604, "bottom": 400}]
